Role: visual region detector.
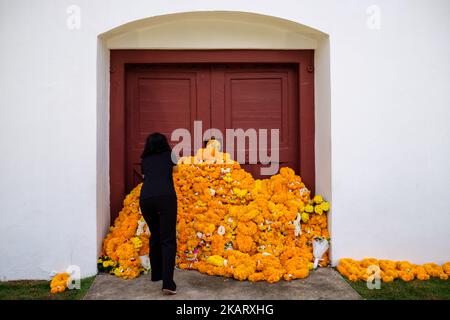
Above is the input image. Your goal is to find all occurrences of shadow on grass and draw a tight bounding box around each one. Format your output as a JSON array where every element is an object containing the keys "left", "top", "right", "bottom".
[{"left": 0, "top": 276, "right": 96, "bottom": 300}]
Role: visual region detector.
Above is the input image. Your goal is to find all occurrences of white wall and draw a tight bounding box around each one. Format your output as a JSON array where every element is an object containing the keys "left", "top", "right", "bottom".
[
  {"left": 0, "top": 0, "right": 449, "bottom": 279},
  {"left": 96, "top": 38, "right": 110, "bottom": 263}
]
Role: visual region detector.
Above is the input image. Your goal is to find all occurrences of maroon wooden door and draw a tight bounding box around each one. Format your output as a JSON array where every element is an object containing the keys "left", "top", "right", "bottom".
[
  {"left": 125, "top": 65, "right": 211, "bottom": 192},
  {"left": 126, "top": 63, "right": 299, "bottom": 192},
  {"left": 112, "top": 50, "right": 315, "bottom": 220},
  {"left": 211, "top": 64, "right": 299, "bottom": 177}
]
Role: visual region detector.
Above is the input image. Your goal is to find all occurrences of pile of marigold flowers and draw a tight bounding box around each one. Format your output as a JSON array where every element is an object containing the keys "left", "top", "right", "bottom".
[
  {"left": 100, "top": 185, "right": 150, "bottom": 279},
  {"left": 50, "top": 272, "right": 70, "bottom": 293},
  {"left": 337, "top": 258, "right": 450, "bottom": 282},
  {"left": 100, "top": 141, "right": 331, "bottom": 282}
]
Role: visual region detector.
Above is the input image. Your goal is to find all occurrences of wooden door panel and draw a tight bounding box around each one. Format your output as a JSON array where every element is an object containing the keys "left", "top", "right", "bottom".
[
  {"left": 212, "top": 64, "right": 299, "bottom": 178},
  {"left": 126, "top": 63, "right": 299, "bottom": 189},
  {"left": 126, "top": 66, "right": 210, "bottom": 193},
  {"left": 134, "top": 77, "right": 194, "bottom": 146},
  {"left": 226, "top": 74, "right": 288, "bottom": 158}
]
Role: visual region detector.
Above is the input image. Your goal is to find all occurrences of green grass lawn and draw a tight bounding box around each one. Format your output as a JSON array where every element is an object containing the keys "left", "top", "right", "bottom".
[
  {"left": 0, "top": 276, "right": 96, "bottom": 300},
  {"left": 346, "top": 278, "right": 450, "bottom": 300},
  {"left": 2, "top": 273, "right": 448, "bottom": 300}
]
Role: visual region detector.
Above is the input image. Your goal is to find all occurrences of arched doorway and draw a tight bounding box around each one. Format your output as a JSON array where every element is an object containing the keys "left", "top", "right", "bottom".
[{"left": 96, "top": 11, "right": 331, "bottom": 258}]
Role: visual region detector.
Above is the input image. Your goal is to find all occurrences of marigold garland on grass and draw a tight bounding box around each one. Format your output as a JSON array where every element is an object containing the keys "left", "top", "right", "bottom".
[
  {"left": 337, "top": 258, "right": 450, "bottom": 282},
  {"left": 50, "top": 272, "right": 70, "bottom": 293},
  {"left": 100, "top": 141, "right": 330, "bottom": 282}
]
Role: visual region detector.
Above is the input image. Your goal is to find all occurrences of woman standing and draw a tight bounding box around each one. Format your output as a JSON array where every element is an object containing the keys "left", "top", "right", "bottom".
[{"left": 139, "top": 133, "right": 178, "bottom": 295}]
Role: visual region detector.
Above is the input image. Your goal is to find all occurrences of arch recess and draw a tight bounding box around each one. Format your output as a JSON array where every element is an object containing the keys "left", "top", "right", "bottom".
[
  {"left": 96, "top": 10, "right": 332, "bottom": 262},
  {"left": 100, "top": 11, "right": 326, "bottom": 49}
]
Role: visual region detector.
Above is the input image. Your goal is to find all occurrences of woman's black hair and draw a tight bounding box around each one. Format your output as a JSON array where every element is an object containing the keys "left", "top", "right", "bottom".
[{"left": 141, "top": 132, "right": 171, "bottom": 159}]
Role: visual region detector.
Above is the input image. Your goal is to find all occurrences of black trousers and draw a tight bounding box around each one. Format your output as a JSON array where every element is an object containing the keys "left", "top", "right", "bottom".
[{"left": 140, "top": 194, "right": 177, "bottom": 291}]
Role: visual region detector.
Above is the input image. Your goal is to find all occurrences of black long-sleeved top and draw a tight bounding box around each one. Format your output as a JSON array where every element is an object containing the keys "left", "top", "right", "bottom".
[{"left": 140, "top": 151, "right": 176, "bottom": 199}]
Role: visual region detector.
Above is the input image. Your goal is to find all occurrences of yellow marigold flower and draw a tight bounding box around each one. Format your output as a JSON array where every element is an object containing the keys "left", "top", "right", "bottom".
[
  {"left": 206, "top": 255, "right": 226, "bottom": 267},
  {"left": 301, "top": 212, "right": 309, "bottom": 223},
  {"left": 313, "top": 195, "right": 323, "bottom": 204},
  {"left": 50, "top": 272, "right": 70, "bottom": 294},
  {"left": 131, "top": 237, "right": 142, "bottom": 249},
  {"left": 349, "top": 274, "right": 358, "bottom": 282},
  {"left": 304, "top": 205, "right": 314, "bottom": 213},
  {"left": 417, "top": 273, "right": 430, "bottom": 281},
  {"left": 232, "top": 187, "right": 248, "bottom": 198},
  {"left": 443, "top": 262, "right": 450, "bottom": 275},
  {"left": 314, "top": 205, "right": 323, "bottom": 215},
  {"left": 320, "top": 201, "right": 330, "bottom": 212}
]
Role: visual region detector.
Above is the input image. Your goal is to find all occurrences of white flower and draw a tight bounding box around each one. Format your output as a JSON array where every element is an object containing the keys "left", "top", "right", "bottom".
[
  {"left": 262, "top": 252, "right": 271, "bottom": 257},
  {"left": 313, "top": 238, "right": 329, "bottom": 269},
  {"left": 221, "top": 167, "right": 231, "bottom": 174},
  {"left": 217, "top": 225, "right": 226, "bottom": 236},
  {"left": 139, "top": 255, "right": 150, "bottom": 271},
  {"left": 197, "top": 232, "right": 203, "bottom": 239},
  {"left": 300, "top": 187, "right": 309, "bottom": 196},
  {"left": 209, "top": 188, "right": 216, "bottom": 196},
  {"left": 223, "top": 259, "right": 228, "bottom": 266},
  {"left": 294, "top": 213, "right": 302, "bottom": 237},
  {"left": 135, "top": 217, "right": 148, "bottom": 236}
]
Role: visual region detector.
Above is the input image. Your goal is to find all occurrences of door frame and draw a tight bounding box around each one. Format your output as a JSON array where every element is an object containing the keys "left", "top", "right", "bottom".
[{"left": 110, "top": 49, "right": 315, "bottom": 221}]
